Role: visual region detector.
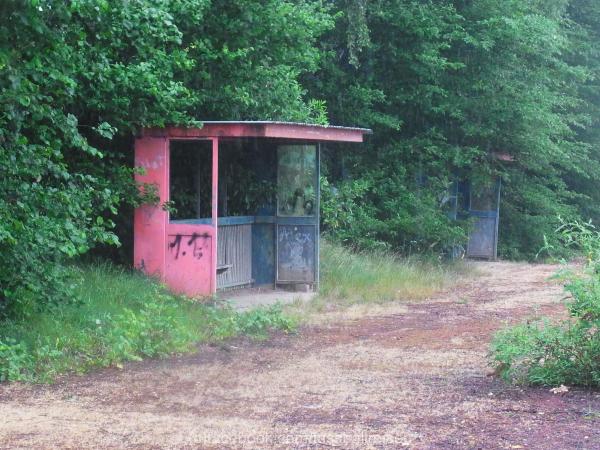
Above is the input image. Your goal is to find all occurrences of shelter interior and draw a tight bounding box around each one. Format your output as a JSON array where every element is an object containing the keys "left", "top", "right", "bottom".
[
  {"left": 169, "top": 138, "right": 319, "bottom": 292},
  {"left": 133, "top": 122, "right": 370, "bottom": 298}
]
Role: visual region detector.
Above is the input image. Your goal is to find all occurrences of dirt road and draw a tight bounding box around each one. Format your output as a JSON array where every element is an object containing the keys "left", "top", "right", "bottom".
[{"left": 1, "top": 262, "right": 600, "bottom": 449}]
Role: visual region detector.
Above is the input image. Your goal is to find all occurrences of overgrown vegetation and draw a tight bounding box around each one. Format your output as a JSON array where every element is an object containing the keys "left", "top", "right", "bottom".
[
  {"left": 0, "top": 0, "right": 331, "bottom": 311},
  {"left": 317, "top": 240, "right": 458, "bottom": 306},
  {"left": 0, "top": 264, "right": 295, "bottom": 382},
  {"left": 315, "top": 0, "right": 600, "bottom": 259},
  {"left": 3, "top": 1, "right": 600, "bottom": 351},
  {"left": 492, "top": 221, "right": 600, "bottom": 387},
  {"left": 0, "top": 241, "right": 461, "bottom": 383}
]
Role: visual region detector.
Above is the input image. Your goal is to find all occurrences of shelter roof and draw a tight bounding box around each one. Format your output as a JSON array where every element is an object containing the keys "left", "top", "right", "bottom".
[{"left": 140, "top": 121, "right": 372, "bottom": 143}]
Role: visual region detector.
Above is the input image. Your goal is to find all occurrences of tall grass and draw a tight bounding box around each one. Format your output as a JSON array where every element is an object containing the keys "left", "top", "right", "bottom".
[{"left": 318, "top": 240, "right": 462, "bottom": 306}]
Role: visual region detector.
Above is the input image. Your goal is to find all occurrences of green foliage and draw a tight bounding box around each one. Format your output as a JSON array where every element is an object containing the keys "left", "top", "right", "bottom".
[
  {"left": 313, "top": 0, "right": 600, "bottom": 259},
  {"left": 0, "top": 0, "right": 199, "bottom": 310},
  {"left": 492, "top": 221, "right": 600, "bottom": 387},
  {"left": 320, "top": 172, "right": 467, "bottom": 254},
  {"left": 0, "top": 0, "right": 331, "bottom": 311},
  {"left": 6, "top": 0, "right": 600, "bottom": 313},
  {"left": 0, "top": 339, "right": 34, "bottom": 382},
  {"left": 180, "top": 0, "right": 333, "bottom": 121},
  {"left": 0, "top": 263, "right": 296, "bottom": 382},
  {"left": 228, "top": 305, "right": 296, "bottom": 340},
  {"left": 537, "top": 218, "right": 600, "bottom": 263}
]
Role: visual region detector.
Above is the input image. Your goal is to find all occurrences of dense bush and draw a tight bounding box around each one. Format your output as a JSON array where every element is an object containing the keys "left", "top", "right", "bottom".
[
  {"left": 0, "top": 1, "right": 198, "bottom": 311},
  {"left": 492, "top": 221, "right": 600, "bottom": 387},
  {"left": 320, "top": 174, "right": 466, "bottom": 254}
]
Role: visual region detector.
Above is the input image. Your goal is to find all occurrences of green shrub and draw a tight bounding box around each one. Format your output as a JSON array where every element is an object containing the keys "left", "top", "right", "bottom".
[
  {"left": 320, "top": 174, "right": 468, "bottom": 255},
  {"left": 0, "top": 339, "right": 34, "bottom": 382},
  {"left": 226, "top": 305, "right": 296, "bottom": 340},
  {"left": 492, "top": 220, "right": 600, "bottom": 387},
  {"left": 492, "top": 319, "right": 600, "bottom": 387}
]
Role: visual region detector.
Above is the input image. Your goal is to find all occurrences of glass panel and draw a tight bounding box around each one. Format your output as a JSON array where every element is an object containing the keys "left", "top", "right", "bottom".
[
  {"left": 218, "top": 139, "right": 276, "bottom": 217},
  {"left": 169, "top": 140, "right": 212, "bottom": 221},
  {"left": 277, "top": 225, "right": 315, "bottom": 282},
  {"left": 277, "top": 145, "right": 317, "bottom": 217}
]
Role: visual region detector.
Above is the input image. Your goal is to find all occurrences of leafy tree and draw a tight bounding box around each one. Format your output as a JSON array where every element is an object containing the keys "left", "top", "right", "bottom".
[
  {"left": 0, "top": 0, "right": 331, "bottom": 312},
  {"left": 1, "top": 0, "right": 196, "bottom": 312},
  {"left": 312, "top": 0, "right": 472, "bottom": 252},
  {"left": 313, "top": 0, "right": 600, "bottom": 258},
  {"left": 178, "top": 0, "right": 333, "bottom": 121}
]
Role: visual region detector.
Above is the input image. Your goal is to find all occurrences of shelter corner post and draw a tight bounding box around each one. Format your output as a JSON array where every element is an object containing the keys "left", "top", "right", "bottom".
[{"left": 211, "top": 137, "right": 219, "bottom": 294}]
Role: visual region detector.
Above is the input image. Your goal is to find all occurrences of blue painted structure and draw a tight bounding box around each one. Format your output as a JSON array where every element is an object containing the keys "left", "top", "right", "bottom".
[{"left": 448, "top": 178, "right": 501, "bottom": 260}]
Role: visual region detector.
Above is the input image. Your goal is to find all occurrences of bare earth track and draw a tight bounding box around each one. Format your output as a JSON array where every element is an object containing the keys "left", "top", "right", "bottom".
[{"left": 1, "top": 262, "right": 600, "bottom": 449}]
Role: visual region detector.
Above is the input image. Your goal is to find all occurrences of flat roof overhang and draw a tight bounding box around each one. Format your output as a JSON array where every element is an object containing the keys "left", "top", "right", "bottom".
[{"left": 140, "top": 121, "right": 372, "bottom": 143}]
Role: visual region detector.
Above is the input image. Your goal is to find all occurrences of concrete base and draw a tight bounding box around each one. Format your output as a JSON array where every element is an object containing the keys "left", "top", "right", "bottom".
[{"left": 218, "top": 286, "right": 315, "bottom": 311}]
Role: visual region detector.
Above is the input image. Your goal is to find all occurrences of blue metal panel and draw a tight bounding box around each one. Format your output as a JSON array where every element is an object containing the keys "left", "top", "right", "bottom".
[
  {"left": 277, "top": 224, "right": 316, "bottom": 283},
  {"left": 252, "top": 223, "right": 275, "bottom": 285},
  {"left": 217, "top": 216, "right": 255, "bottom": 226},
  {"left": 467, "top": 218, "right": 497, "bottom": 258},
  {"left": 172, "top": 216, "right": 255, "bottom": 226},
  {"left": 171, "top": 218, "right": 213, "bottom": 225},
  {"left": 466, "top": 178, "right": 501, "bottom": 260},
  {"left": 274, "top": 216, "right": 317, "bottom": 226},
  {"left": 254, "top": 216, "right": 276, "bottom": 224}
]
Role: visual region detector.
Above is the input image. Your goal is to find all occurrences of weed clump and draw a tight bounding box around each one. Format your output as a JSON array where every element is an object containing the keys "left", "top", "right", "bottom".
[{"left": 492, "top": 220, "right": 600, "bottom": 387}]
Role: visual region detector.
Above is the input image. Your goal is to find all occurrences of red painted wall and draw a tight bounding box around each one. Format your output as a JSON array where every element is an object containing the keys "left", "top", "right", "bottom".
[
  {"left": 134, "top": 137, "right": 218, "bottom": 297},
  {"left": 133, "top": 137, "right": 168, "bottom": 279}
]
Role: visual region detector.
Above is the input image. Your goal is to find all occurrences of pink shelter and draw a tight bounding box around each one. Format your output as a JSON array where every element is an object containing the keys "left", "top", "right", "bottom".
[{"left": 134, "top": 121, "right": 371, "bottom": 297}]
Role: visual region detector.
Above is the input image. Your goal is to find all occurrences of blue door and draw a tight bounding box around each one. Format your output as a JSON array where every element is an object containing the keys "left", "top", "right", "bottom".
[
  {"left": 275, "top": 144, "right": 319, "bottom": 286},
  {"left": 466, "top": 178, "right": 501, "bottom": 260}
]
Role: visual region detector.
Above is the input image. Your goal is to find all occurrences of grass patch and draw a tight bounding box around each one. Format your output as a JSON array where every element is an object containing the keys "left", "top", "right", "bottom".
[
  {"left": 1, "top": 241, "right": 468, "bottom": 383},
  {"left": 0, "top": 263, "right": 295, "bottom": 383},
  {"left": 312, "top": 240, "right": 467, "bottom": 309}
]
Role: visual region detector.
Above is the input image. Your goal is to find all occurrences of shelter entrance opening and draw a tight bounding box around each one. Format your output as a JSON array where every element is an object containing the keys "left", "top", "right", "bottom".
[{"left": 169, "top": 140, "right": 212, "bottom": 221}]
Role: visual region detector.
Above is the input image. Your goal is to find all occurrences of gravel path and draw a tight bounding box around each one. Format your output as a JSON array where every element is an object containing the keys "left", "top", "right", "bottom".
[{"left": 1, "top": 261, "right": 599, "bottom": 449}]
